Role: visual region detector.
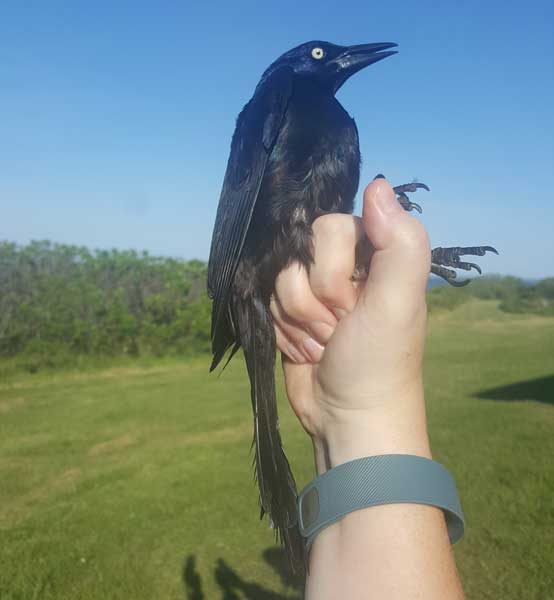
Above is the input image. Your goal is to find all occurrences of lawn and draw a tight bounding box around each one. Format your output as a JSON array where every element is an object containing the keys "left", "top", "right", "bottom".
[{"left": 1, "top": 300, "right": 553, "bottom": 599}]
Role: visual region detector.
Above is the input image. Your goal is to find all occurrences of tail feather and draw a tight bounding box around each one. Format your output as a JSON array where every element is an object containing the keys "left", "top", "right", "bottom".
[
  {"left": 210, "top": 304, "right": 240, "bottom": 373},
  {"left": 234, "top": 292, "right": 305, "bottom": 571}
]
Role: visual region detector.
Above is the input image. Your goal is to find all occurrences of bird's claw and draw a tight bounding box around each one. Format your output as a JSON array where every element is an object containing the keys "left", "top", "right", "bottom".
[
  {"left": 393, "top": 182, "right": 430, "bottom": 194},
  {"left": 374, "top": 176, "right": 498, "bottom": 286},
  {"left": 392, "top": 181, "right": 429, "bottom": 213},
  {"left": 431, "top": 245, "right": 498, "bottom": 286},
  {"left": 466, "top": 262, "right": 482, "bottom": 274},
  {"left": 431, "top": 265, "right": 470, "bottom": 287},
  {"left": 480, "top": 246, "right": 499, "bottom": 255},
  {"left": 396, "top": 192, "right": 423, "bottom": 213},
  {"left": 374, "top": 175, "right": 429, "bottom": 213}
]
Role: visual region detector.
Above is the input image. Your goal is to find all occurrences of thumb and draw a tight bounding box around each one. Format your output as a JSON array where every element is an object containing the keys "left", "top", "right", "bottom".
[{"left": 360, "top": 178, "right": 431, "bottom": 313}]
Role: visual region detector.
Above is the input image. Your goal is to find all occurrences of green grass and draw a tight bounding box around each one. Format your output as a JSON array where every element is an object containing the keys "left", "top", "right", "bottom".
[{"left": 1, "top": 299, "right": 553, "bottom": 599}]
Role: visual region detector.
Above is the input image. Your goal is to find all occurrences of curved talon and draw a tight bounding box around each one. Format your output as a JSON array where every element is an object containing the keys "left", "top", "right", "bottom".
[
  {"left": 449, "top": 278, "right": 471, "bottom": 287},
  {"left": 393, "top": 182, "right": 430, "bottom": 195},
  {"left": 431, "top": 243, "right": 497, "bottom": 286},
  {"left": 458, "top": 245, "right": 499, "bottom": 257},
  {"left": 456, "top": 261, "right": 483, "bottom": 274},
  {"left": 431, "top": 264, "right": 471, "bottom": 287},
  {"left": 396, "top": 192, "right": 424, "bottom": 214}
]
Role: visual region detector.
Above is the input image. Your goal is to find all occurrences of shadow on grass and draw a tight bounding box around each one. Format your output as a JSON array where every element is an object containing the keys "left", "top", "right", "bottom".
[
  {"left": 183, "top": 549, "right": 304, "bottom": 599},
  {"left": 474, "top": 375, "right": 554, "bottom": 406},
  {"left": 261, "top": 547, "right": 304, "bottom": 592}
]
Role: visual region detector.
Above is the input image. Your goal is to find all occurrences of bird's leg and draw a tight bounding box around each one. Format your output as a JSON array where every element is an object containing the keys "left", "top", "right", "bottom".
[
  {"left": 431, "top": 245, "right": 499, "bottom": 286},
  {"left": 373, "top": 173, "right": 429, "bottom": 213}
]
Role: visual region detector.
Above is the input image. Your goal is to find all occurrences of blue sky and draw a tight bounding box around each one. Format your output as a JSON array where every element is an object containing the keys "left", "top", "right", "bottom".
[{"left": 1, "top": 1, "right": 553, "bottom": 277}]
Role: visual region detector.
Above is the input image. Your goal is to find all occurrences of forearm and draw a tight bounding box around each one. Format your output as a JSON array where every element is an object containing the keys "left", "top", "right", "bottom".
[{"left": 305, "top": 382, "right": 465, "bottom": 600}]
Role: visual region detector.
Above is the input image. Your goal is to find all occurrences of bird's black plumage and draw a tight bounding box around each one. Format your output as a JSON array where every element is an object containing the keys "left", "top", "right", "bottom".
[{"left": 208, "top": 40, "right": 398, "bottom": 570}]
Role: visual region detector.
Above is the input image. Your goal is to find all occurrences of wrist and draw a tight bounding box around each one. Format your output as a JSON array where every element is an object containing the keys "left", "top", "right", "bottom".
[{"left": 312, "top": 380, "right": 432, "bottom": 475}]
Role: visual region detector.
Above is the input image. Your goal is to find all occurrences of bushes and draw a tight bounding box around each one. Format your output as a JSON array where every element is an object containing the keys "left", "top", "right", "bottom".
[
  {"left": 0, "top": 240, "right": 211, "bottom": 370},
  {"left": 426, "top": 284, "right": 470, "bottom": 313},
  {"left": 498, "top": 279, "right": 554, "bottom": 315},
  {"left": 427, "top": 275, "right": 554, "bottom": 316},
  {"left": 1, "top": 239, "right": 552, "bottom": 373}
]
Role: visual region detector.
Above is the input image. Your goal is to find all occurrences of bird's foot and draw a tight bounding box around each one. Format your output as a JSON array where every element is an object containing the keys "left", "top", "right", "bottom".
[
  {"left": 373, "top": 174, "right": 429, "bottom": 213},
  {"left": 393, "top": 181, "right": 429, "bottom": 213},
  {"left": 431, "top": 245, "right": 499, "bottom": 286}
]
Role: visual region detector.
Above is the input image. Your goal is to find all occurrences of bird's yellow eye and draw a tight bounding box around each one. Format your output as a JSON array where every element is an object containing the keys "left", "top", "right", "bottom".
[{"left": 311, "top": 47, "right": 325, "bottom": 60}]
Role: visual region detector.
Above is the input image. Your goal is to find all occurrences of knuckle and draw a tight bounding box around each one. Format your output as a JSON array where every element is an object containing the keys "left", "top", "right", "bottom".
[
  {"left": 313, "top": 213, "right": 355, "bottom": 241},
  {"left": 279, "top": 288, "right": 311, "bottom": 321},
  {"left": 312, "top": 274, "right": 348, "bottom": 306}
]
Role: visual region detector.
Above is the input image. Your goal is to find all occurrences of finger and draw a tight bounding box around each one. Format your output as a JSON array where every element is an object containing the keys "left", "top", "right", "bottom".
[
  {"left": 280, "top": 354, "right": 319, "bottom": 436},
  {"left": 274, "top": 261, "right": 337, "bottom": 344},
  {"left": 310, "top": 214, "right": 369, "bottom": 318},
  {"left": 359, "top": 179, "right": 431, "bottom": 320},
  {"left": 270, "top": 295, "right": 325, "bottom": 363},
  {"left": 274, "top": 320, "right": 308, "bottom": 364}
]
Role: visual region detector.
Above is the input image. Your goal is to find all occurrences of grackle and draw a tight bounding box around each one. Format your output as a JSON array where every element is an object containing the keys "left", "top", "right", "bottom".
[{"left": 207, "top": 40, "right": 497, "bottom": 570}]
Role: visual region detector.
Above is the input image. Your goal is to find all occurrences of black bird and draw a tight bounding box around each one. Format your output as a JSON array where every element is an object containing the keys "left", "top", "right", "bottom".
[{"left": 207, "top": 40, "right": 496, "bottom": 570}]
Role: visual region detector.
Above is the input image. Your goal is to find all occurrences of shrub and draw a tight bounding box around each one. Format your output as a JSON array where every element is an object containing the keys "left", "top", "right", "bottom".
[{"left": 0, "top": 240, "right": 212, "bottom": 370}]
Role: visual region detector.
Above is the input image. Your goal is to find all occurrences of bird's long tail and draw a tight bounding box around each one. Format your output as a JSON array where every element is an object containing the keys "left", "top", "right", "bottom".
[{"left": 233, "top": 292, "right": 305, "bottom": 571}]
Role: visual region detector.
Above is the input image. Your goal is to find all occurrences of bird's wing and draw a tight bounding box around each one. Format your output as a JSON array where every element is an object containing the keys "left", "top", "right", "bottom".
[{"left": 207, "top": 66, "right": 294, "bottom": 339}]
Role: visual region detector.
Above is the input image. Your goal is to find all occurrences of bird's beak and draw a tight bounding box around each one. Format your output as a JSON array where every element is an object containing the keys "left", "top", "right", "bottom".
[{"left": 328, "top": 42, "right": 398, "bottom": 92}]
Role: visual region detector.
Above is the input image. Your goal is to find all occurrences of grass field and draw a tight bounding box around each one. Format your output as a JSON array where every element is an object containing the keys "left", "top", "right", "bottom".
[{"left": 1, "top": 299, "right": 553, "bottom": 599}]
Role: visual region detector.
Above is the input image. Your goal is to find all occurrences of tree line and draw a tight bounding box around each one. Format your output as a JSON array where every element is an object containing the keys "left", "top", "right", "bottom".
[
  {"left": 1, "top": 240, "right": 552, "bottom": 372},
  {"left": 427, "top": 273, "right": 554, "bottom": 315},
  {"left": 0, "top": 240, "right": 211, "bottom": 371}
]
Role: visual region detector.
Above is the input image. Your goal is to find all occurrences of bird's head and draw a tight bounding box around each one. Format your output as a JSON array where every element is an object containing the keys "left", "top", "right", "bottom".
[{"left": 262, "top": 40, "right": 398, "bottom": 94}]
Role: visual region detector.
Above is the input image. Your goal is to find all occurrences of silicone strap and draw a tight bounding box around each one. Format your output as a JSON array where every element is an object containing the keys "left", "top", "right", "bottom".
[{"left": 297, "top": 454, "right": 465, "bottom": 550}]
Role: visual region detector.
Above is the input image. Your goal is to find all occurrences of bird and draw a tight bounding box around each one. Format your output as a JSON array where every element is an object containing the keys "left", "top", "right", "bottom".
[{"left": 207, "top": 40, "right": 496, "bottom": 571}]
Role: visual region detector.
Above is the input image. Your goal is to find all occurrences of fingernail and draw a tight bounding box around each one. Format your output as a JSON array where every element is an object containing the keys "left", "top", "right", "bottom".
[
  {"left": 308, "top": 321, "right": 335, "bottom": 343},
  {"left": 287, "top": 343, "right": 306, "bottom": 364},
  {"left": 302, "top": 338, "right": 324, "bottom": 362},
  {"left": 374, "top": 181, "right": 401, "bottom": 215}
]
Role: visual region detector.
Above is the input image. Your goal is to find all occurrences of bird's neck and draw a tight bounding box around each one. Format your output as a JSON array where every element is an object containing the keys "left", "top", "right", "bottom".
[{"left": 292, "top": 76, "right": 335, "bottom": 103}]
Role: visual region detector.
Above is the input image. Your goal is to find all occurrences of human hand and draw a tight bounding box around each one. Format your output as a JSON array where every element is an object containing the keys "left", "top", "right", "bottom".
[{"left": 270, "top": 178, "right": 432, "bottom": 473}]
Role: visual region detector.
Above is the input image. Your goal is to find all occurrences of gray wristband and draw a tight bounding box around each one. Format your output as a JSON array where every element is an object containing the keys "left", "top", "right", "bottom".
[{"left": 297, "top": 454, "right": 465, "bottom": 550}]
